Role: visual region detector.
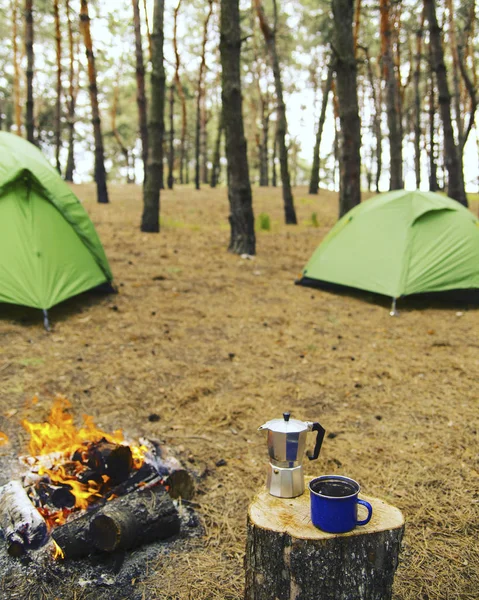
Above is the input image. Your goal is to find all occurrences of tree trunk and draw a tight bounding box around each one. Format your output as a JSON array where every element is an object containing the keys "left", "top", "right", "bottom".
[
  {"left": 173, "top": 1, "right": 187, "bottom": 185},
  {"left": 428, "top": 60, "right": 438, "bottom": 192},
  {"left": 25, "top": 0, "right": 35, "bottom": 144},
  {"left": 195, "top": 0, "right": 213, "bottom": 190},
  {"left": 362, "top": 48, "right": 382, "bottom": 193},
  {"left": 254, "top": 0, "right": 297, "bottom": 224},
  {"left": 167, "top": 84, "right": 175, "bottom": 189},
  {"left": 141, "top": 0, "right": 165, "bottom": 232},
  {"left": 54, "top": 0, "right": 62, "bottom": 172},
  {"left": 64, "top": 0, "right": 77, "bottom": 182},
  {"left": 244, "top": 485, "right": 404, "bottom": 600},
  {"left": 201, "top": 108, "right": 209, "bottom": 184},
  {"left": 111, "top": 68, "right": 134, "bottom": 184},
  {"left": 80, "top": 0, "right": 109, "bottom": 204},
  {"left": 332, "top": 0, "right": 361, "bottom": 218},
  {"left": 309, "top": 62, "right": 333, "bottom": 195},
  {"left": 380, "top": 0, "right": 403, "bottom": 190},
  {"left": 142, "top": 0, "right": 152, "bottom": 62},
  {"left": 271, "top": 124, "right": 277, "bottom": 187},
  {"left": 258, "top": 95, "right": 269, "bottom": 186},
  {"left": 445, "top": 0, "right": 463, "bottom": 151},
  {"left": 12, "top": 0, "right": 22, "bottom": 136},
  {"left": 132, "top": 0, "right": 149, "bottom": 183},
  {"left": 413, "top": 10, "right": 425, "bottom": 189},
  {"left": 220, "top": 0, "right": 256, "bottom": 255},
  {"left": 424, "top": 0, "right": 467, "bottom": 206},
  {"left": 210, "top": 110, "right": 224, "bottom": 188}
]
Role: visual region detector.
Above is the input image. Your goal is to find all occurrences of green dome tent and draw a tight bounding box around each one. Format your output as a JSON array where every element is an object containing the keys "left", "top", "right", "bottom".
[
  {"left": 0, "top": 132, "right": 113, "bottom": 322},
  {"left": 297, "top": 190, "right": 479, "bottom": 306}
]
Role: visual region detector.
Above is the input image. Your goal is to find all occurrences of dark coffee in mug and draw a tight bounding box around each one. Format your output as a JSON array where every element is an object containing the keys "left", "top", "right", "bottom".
[
  {"left": 310, "top": 478, "right": 356, "bottom": 498},
  {"left": 309, "top": 475, "right": 373, "bottom": 533}
]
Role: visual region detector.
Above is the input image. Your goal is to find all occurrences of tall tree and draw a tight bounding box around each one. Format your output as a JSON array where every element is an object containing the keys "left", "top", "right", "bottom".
[
  {"left": 132, "top": 0, "right": 149, "bottom": 182},
  {"left": 173, "top": 1, "right": 187, "bottom": 184},
  {"left": 80, "top": 0, "right": 109, "bottom": 203},
  {"left": 12, "top": 0, "right": 22, "bottom": 136},
  {"left": 53, "top": 0, "right": 62, "bottom": 172},
  {"left": 332, "top": 0, "right": 361, "bottom": 218},
  {"left": 210, "top": 110, "right": 223, "bottom": 188},
  {"left": 195, "top": 0, "right": 213, "bottom": 190},
  {"left": 309, "top": 61, "right": 333, "bottom": 195},
  {"left": 25, "top": 0, "right": 35, "bottom": 143},
  {"left": 427, "top": 47, "right": 438, "bottom": 192},
  {"left": 220, "top": 0, "right": 255, "bottom": 254},
  {"left": 254, "top": 0, "right": 297, "bottom": 225},
  {"left": 167, "top": 83, "right": 174, "bottom": 189},
  {"left": 141, "top": 0, "right": 165, "bottom": 232},
  {"left": 111, "top": 65, "right": 134, "bottom": 184},
  {"left": 424, "top": 0, "right": 467, "bottom": 206},
  {"left": 64, "top": 0, "right": 77, "bottom": 181},
  {"left": 380, "top": 0, "right": 403, "bottom": 190},
  {"left": 413, "top": 8, "right": 425, "bottom": 189},
  {"left": 64, "top": 0, "right": 78, "bottom": 181}
]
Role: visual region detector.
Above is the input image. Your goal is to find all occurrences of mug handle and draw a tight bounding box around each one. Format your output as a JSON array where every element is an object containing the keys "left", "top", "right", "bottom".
[{"left": 356, "top": 499, "right": 373, "bottom": 526}]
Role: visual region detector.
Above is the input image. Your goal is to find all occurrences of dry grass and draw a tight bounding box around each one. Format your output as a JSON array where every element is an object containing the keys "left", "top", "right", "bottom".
[{"left": 0, "top": 183, "right": 478, "bottom": 599}]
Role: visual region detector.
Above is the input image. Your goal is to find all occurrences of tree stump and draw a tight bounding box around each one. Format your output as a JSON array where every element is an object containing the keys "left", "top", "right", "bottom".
[{"left": 245, "top": 480, "right": 404, "bottom": 600}]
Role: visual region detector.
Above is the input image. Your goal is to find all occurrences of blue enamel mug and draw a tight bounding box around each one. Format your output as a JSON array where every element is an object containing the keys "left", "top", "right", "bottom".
[{"left": 309, "top": 475, "right": 373, "bottom": 533}]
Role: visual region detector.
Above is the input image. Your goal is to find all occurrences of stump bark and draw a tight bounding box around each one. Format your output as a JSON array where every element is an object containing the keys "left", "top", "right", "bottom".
[{"left": 245, "top": 481, "right": 404, "bottom": 600}]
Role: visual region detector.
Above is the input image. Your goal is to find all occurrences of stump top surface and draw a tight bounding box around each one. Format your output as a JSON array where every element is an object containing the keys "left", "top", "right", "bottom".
[{"left": 249, "top": 478, "right": 404, "bottom": 540}]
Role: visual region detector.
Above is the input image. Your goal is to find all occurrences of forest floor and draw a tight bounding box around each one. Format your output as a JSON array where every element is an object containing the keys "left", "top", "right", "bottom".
[{"left": 0, "top": 183, "right": 478, "bottom": 599}]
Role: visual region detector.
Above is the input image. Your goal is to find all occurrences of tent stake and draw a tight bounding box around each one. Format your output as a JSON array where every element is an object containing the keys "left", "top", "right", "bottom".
[
  {"left": 42, "top": 310, "right": 51, "bottom": 332},
  {"left": 389, "top": 297, "right": 398, "bottom": 317}
]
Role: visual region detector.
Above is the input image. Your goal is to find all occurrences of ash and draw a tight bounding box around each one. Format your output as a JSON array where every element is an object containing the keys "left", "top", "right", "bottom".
[{"left": 0, "top": 500, "right": 202, "bottom": 600}]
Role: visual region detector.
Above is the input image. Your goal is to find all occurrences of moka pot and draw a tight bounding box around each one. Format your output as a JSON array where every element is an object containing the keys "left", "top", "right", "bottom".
[{"left": 259, "top": 412, "right": 326, "bottom": 498}]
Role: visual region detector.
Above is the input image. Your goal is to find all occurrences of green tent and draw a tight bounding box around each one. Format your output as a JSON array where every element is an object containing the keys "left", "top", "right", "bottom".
[
  {"left": 297, "top": 190, "right": 479, "bottom": 302},
  {"left": 0, "top": 132, "right": 113, "bottom": 314}
]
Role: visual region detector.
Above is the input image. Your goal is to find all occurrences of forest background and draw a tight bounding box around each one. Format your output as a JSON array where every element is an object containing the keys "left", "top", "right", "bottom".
[{"left": 1, "top": 0, "right": 478, "bottom": 201}]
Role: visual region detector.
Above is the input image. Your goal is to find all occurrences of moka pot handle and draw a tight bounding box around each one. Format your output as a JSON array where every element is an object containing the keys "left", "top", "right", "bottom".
[{"left": 306, "top": 422, "right": 326, "bottom": 461}]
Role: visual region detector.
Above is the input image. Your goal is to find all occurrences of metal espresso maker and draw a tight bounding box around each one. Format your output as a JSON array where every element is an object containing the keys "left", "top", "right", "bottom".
[{"left": 259, "top": 412, "right": 325, "bottom": 498}]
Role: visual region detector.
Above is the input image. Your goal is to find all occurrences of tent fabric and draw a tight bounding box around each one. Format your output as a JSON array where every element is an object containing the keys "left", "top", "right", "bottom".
[
  {"left": 0, "top": 132, "right": 113, "bottom": 310},
  {"left": 297, "top": 190, "right": 479, "bottom": 299}
]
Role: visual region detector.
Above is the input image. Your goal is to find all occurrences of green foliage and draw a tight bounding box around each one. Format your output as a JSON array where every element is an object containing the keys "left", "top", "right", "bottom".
[
  {"left": 257, "top": 213, "right": 271, "bottom": 231},
  {"left": 311, "top": 212, "right": 319, "bottom": 227}
]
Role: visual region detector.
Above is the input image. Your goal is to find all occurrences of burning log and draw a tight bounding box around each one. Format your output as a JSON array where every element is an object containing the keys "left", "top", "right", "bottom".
[
  {"left": 74, "top": 439, "right": 133, "bottom": 484},
  {"left": 50, "top": 505, "right": 101, "bottom": 559},
  {"left": 89, "top": 484, "right": 181, "bottom": 552},
  {"left": 0, "top": 480, "right": 47, "bottom": 557},
  {"left": 52, "top": 484, "right": 180, "bottom": 558}
]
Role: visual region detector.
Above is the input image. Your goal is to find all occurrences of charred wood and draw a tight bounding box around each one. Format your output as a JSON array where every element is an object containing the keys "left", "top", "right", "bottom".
[
  {"left": 89, "top": 485, "right": 180, "bottom": 552},
  {"left": 84, "top": 440, "right": 133, "bottom": 484}
]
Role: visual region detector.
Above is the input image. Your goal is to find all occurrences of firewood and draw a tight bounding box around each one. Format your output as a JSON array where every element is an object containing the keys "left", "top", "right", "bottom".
[
  {"left": 51, "top": 504, "right": 101, "bottom": 559},
  {"left": 84, "top": 440, "right": 133, "bottom": 484},
  {"left": 89, "top": 484, "right": 180, "bottom": 552},
  {"left": 52, "top": 484, "right": 180, "bottom": 558},
  {"left": 0, "top": 480, "right": 47, "bottom": 556},
  {"left": 143, "top": 439, "right": 195, "bottom": 500}
]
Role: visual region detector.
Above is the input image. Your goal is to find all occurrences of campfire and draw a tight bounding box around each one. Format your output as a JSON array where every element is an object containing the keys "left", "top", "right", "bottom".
[{"left": 0, "top": 397, "right": 194, "bottom": 560}]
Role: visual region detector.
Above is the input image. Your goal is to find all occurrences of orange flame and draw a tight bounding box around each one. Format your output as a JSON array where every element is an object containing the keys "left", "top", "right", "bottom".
[
  {"left": 21, "top": 396, "right": 147, "bottom": 527},
  {"left": 52, "top": 539, "right": 64, "bottom": 560}
]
